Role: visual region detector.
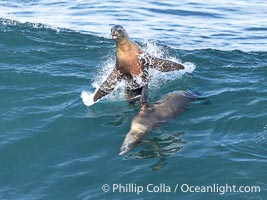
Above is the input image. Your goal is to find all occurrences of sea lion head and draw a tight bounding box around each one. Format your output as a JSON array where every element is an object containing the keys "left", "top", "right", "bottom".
[
  {"left": 111, "top": 25, "right": 128, "bottom": 41},
  {"left": 119, "top": 131, "right": 141, "bottom": 156},
  {"left": 119, "top": 123, "right": 147, "bottom": 156}
]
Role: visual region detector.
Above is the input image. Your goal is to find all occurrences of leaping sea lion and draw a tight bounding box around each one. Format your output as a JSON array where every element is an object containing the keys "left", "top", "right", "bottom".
[
  {"left": 93, "top": 25, "right": 185, "bottom": 103},
  {"left": 119, "top": 87, "right": 196, "bottom": 156}
]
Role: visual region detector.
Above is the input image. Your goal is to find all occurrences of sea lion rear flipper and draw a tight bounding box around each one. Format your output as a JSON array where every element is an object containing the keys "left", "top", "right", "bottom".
[{"left": 140, "top": 84, "right": 149, "bottom": 107}]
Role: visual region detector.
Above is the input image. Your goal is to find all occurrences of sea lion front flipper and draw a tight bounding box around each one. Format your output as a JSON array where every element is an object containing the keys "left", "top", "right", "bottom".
[
  {"left": 93, "top": 68, "right": 122, "bottom": 102},
  {"left": 140, "top": 84, "right": 149, "bottom": 107},
  {"left": 144, "top": 54, "right": 185, "bottom": 72}
]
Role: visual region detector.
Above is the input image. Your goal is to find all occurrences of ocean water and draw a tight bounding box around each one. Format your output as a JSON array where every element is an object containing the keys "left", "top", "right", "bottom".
[{"left": 0, "top": 0, "right": 267, "bottom": 200}]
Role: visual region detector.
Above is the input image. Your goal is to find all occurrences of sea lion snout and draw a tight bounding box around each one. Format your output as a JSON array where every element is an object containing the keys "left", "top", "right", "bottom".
[
  {"left": 119, "top": 123, "right": 147, "bottom": 155},
  {"left": 119, "top": 138, "right": 136, "bottom": 156},
  {"left": 119, "top": 146, "right": 130, "bottom": 156},
  {"left": 119, "top": 130, "right": 139, "bottom": 156},
  {"left": 119, "top": 137, "right": 141, "bottom": 156}
]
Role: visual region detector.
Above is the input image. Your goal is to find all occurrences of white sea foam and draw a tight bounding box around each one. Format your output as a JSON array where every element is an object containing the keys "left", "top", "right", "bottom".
[
  {"left": 81, "top": 90, "right": 96, "bottom": 107},
  {"left": 81, "top": 57, "right": 125, "bottom": 106}
]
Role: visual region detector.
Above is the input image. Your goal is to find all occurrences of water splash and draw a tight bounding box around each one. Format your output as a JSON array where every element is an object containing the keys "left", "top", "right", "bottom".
[
  {"left": 80, "top": 90, "right": 97, "bottom": 107},
  {"left": 81, "top": 40, "right": 196, "bottom": 106},
  {"left": 81, "top": 57, "right": 125, "bottom": 106},
  {"left": 144, "top": 40, "right": 196, "bottom": 88}
]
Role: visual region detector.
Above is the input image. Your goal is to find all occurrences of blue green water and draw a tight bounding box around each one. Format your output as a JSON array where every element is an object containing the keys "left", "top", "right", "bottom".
[{"left": 1, "top": 1, "right": 267, "bottom": 199}]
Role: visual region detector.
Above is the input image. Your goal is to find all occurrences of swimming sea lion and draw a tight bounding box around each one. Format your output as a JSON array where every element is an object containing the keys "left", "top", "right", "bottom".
[
  {"left": 119, "top": 89, "right": 196, "bottom": 155},
  {"left": 93, "top": 25, "right": 185, "bottom": 102}
]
